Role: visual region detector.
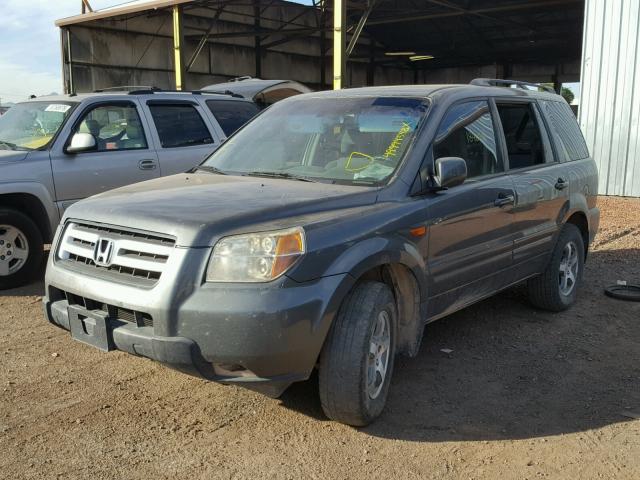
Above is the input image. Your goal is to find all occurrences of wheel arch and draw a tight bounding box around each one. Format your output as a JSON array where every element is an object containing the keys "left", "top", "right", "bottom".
[
  {"left": 354, "top": 263, "right": 424, "bottom": 357},
  {"left": 565, "top": 210, "right": 589, "bottom": 258},
  {"left": 315, "top": 236, "right": 428, "bottom": 358},
  {"left": 0, "top": 192, "right": 53, "bottom": 242}
]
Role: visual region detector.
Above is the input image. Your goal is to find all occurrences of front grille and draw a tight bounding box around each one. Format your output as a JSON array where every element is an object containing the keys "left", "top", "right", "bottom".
[
  {"left": 59, "top": 288, "right": 153, "bottom": 328},
  {"left": 56, "top": 222, "right": 175, "bottom": 286}
]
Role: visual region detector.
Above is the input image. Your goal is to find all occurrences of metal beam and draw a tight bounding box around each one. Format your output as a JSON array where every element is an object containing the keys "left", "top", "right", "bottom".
[
  {"left": 260, "top": 7, "right": 311, "bottom": 41},
  {"left": 67, "top": 59, "right": 246, "bottom": 78},
  {"left": 185, "top": 26, "right": 321, "bottom": 40},
  {"left": 346, "top": 0, "right": 376, "bottom": 58},
  {"left": 66, "top": 28, "right": 74, "bottom": 94},
  {"left": 424, "top": 0, "right": 537, "bottom": 33},
  {"left": 254, "top": 0, "right": 262, "bottom": 77},
  {"left": 81, "top": 0, "right": 93, "bottom": 14},
  {"left": 320, "top": 3, "right": 327, "bottom": 89},
  {"left": 333, "top": 0, "right": 346, "bottom": 89},
  {"left": 365, "top": 0, "right": 581, "bottom": 26},
  {"left": 185, "top": 0, "right": 231, "bottom": 72},
  {"left": 172, "top": 5, "right": 185, "bottom": 90}
]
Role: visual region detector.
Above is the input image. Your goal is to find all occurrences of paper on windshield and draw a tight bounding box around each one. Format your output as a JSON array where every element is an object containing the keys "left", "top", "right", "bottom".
[
  {"left": 45, "top": 104, "right": 71, "bottom": 113},
  {"left": 353, "top": 162, "right": 394, "bottom": 181}
]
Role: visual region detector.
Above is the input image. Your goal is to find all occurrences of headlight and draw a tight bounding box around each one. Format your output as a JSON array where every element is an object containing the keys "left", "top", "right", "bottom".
[{"left": 206, "top": 227, "right": 305, "bottom": 282}]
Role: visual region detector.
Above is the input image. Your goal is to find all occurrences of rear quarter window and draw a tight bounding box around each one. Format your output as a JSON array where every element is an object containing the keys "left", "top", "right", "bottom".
[
  {"left": 206, "top": 100, "right": 259, "bottom": 136},
  {"left": 540, "top": 100, "right": 590, "bottom": 162},
  {"left": 148, "top": 103, "right": 213, "bottom": 148}
]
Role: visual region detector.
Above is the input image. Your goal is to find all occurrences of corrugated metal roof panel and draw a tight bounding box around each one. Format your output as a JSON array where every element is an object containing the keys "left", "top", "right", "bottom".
[{"left": 55, "top": 0, "right": 192, "bottom": 27}]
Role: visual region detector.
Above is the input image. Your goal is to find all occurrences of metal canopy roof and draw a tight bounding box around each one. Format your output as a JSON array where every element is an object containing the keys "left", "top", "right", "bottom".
[
  {"left": 56, "top": 0, "right": 191, "bottom": 26},
  {"left": 346, "top": 0, "right": 584, "bottom": 70},
  {"left": 55, "top": 0, "right": 584, "bottom": 93},
  {"left": 57, "top": 0, "right": 584, "bottom": 70}
]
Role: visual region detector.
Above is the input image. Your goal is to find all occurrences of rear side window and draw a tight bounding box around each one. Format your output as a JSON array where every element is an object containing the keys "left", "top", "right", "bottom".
[
  {"left": 148, "top": 104, "right": 213, "bottom": 148},
  {"left": 433, "top": 100, "right": 502, "bottom": 179},
  {"left": 206, "top": 100, "right": 259, "bottom": 136},
  {"left": 540, "top": 100, "right": 589, "bottom": 161},
  {"left": 496, "top": 103, "right": 546, "bottom": 170}
]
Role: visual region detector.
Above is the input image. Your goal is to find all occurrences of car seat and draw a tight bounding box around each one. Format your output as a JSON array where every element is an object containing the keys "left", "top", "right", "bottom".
[{"left": 121, "top": 120, "right": 145, "bottom": 149}]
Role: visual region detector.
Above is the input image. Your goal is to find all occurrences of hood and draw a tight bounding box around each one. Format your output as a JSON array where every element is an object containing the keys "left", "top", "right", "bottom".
[
  {"left": 65, "top": 173, "right": 378, "bottom": 247},
  {"left": 0, "top": 149, "right": 29, "bottom": 164}
]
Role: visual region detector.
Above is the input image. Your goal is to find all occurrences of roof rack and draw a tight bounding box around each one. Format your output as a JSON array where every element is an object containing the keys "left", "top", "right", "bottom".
[
  {"left": 94, "top": 85, "right": 159, "bottom": 93},
  {"left": 92, "top": 86, "right": 244, "bottom": 98},
  {"left": 470, "top": 78, "right": 555, "bottom": 94}
]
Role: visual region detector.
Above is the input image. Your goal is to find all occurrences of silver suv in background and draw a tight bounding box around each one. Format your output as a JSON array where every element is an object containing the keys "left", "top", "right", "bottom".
[{"left": 0, "top": 88, "right": 259, "bottom": 289}]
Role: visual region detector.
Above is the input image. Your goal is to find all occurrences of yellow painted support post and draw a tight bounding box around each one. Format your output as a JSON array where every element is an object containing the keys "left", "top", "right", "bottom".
[
  {"left": 173, "top": 5, "right": 185, "bottom": 90},
  {"left": 333, "top": 0, "right": 346, "bottom": 90}
]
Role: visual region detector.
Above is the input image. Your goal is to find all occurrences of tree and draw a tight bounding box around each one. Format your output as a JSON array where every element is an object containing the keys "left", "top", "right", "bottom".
[
  {"left": 561, "top": 87, "right": 575, "bottom": 104},
  {"left": 542, "top": 83, "right": 576, "bottom": 104}
]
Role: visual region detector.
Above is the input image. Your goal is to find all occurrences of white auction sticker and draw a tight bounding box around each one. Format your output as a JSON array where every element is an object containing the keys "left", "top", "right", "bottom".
[{"left": 45, "top": 104, "right": 71, "bottom": 113}]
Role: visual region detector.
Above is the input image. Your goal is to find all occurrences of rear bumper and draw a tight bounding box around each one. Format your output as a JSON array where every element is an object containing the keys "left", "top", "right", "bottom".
[{"left": 44, "top": 266, "right": 353, "bottom": 397}]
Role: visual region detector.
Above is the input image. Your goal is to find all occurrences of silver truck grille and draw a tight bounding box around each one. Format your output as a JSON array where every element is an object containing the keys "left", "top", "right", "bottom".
[{"left": 57, "top": 222, "right": 175, "bottom": 286}]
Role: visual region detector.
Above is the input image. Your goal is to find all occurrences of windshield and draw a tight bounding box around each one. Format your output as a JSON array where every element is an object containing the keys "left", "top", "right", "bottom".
[
  {"left": 202, "top": 96, "right": 428, "bottom": 185},
  {"left": 0, "top": 101, "right": 75, "bottom": 151}
]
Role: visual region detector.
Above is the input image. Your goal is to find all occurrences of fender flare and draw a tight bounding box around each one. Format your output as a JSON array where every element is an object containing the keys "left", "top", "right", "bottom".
[
  {"left": 322, "top": 235, "right": 427, "bottom": 300},
  {"left": 0, "top": 182, "right": 60, "bottom": 241},
  {"left": 316, "top": 236, "right": 427, "bottom": 358}
]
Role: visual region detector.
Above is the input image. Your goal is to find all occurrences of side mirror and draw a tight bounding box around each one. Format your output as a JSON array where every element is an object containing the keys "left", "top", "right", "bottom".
[
  {"left": 66, "top": 133, "right": 97, "bottom": 154},
  {"left": 435, "top": 157, "right": 467, "bottom": 189}
]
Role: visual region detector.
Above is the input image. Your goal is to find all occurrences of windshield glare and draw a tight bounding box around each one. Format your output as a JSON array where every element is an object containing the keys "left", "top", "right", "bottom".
[
  {"left": 0, "top": 101, "right": 75, "bottom": 151},
  {"left": 203, "top": 96, "right": 428, "bottom": 185}
]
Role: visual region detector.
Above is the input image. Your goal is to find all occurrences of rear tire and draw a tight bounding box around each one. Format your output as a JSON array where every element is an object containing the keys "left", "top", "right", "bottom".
[
  {"left": 527, "top": 223, "right": 584, "bottom": 312},
  {"left": 318, "top": 281, "right": 397, "bottom": 426},
  {"left": 0, "top": 209, "right": 44, "bottom": 290}
]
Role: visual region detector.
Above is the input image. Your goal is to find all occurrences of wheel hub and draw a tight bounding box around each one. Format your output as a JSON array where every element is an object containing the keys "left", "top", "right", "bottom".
[
  {"left": 558, "top": 240, "right": 579, "bottom": 296},
  {"left": 0, "top": 225, "right": 29, "bottom": 277},
  {"left": 367, "top": 310, "right": 391, "bottom": 400}
]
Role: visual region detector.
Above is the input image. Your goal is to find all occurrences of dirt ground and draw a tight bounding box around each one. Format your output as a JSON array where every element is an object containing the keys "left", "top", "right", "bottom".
[{"left": 1, "top": 196, "right": 639, "bottom": 480}]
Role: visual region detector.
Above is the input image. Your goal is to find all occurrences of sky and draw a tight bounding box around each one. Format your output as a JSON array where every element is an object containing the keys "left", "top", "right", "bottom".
[
  {"left": 0, "top": 0, "right": 116, "bottom": 104},
  {"left": 0, "top": 0, "right": 579, "bottom": 105},
  {"left": 0, "top": 0, "right": 313, "bottom": 105}
]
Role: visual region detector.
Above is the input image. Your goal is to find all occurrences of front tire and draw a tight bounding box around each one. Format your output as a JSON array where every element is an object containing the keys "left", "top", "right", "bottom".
[
  {"left": 318, "top": 281, "right": 397, "bottom": 426},
  {"left": 0, "top": 209, "right": 44, "bottom": 290},
  {"left": 527, "top": 223, "right": 585, "bottom": 312}
]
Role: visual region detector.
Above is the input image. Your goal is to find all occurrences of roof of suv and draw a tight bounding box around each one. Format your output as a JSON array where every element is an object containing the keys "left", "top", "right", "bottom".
[
  {"left": 284, "top": 81, "right": 565, "bottom": 103},
  {"left": 19, "top": 90, "right": 255, "bottom": 104},
  {"left": 21, "top": 80, "right": 564, "bottom": 104}
]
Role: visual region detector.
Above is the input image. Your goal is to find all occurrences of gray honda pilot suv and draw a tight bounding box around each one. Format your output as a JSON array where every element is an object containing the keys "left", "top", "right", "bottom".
[{"left": 43, "top": 80, "right": 599, "bottom": 426}]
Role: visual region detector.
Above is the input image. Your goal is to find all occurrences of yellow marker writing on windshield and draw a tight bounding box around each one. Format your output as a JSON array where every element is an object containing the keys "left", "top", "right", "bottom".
[
  {"left": 383, "top": 122, "right": 412, "bottom": 159},
  {"left": 345, "top": 151, "right": 374, "bottom": 172}
]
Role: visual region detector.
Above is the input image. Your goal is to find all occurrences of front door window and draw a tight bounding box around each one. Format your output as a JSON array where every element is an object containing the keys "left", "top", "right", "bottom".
[
  {"left": 433, "top": 100, "right": 503, "bottom": 179},
  {"left": 74, "top": 103, "right": 148, "bottom": 152}
]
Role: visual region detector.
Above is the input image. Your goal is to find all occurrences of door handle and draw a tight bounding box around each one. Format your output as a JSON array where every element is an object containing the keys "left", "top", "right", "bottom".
[
  {"left": 555, "top": 178, "right": 569, "bottom": 190},
  {"left": 138, "top": 159, "right": 157, "bottom": 170},
  {"left": 494, "top": 193, "right": 515, "bottom": 207}
]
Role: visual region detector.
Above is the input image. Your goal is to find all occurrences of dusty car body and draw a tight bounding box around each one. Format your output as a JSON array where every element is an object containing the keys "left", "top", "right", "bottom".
[
  {"left": 0, "top": 90, "right": 259, "bottom": 289},
  {"left": 43, "top": 81, "right": 599, "bottom": 425}
]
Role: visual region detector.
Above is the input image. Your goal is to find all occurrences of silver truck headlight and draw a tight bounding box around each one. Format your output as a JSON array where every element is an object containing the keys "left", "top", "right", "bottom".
[{"left": 206, "top": 227, "right": 305, "bottom": 282}]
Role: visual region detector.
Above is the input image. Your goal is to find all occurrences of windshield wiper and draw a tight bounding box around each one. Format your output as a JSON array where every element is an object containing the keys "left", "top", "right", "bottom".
[
  {"left": 243, "top": 171, "right": 317, "bottom": 183},
  {"left": 190, "top": 165, "right": 227, "bottom": 175},
  {"left": 0, "top": 140, "right": 27, "bottom": 151}
]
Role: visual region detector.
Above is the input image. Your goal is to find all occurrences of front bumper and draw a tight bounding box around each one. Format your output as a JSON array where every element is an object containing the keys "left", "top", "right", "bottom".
[{"left": 44, "top": 247, "right": 352, "bottom": 397}]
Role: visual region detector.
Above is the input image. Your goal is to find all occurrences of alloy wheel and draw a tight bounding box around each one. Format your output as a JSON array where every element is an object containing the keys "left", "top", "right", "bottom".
[
  {"left": 367, "top": 310, "right": 391, "bottom": 400},
  {"left": 0, "top": 225, "right": 30, "bottom": 277},
  {"left": 558, "top": 240, "right": 579, "bottom": 296}
]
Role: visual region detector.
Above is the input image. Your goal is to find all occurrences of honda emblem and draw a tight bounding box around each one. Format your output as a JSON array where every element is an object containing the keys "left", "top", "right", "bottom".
[{"left": 93, "top": 238, "right": 114, "bottom": 267}]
